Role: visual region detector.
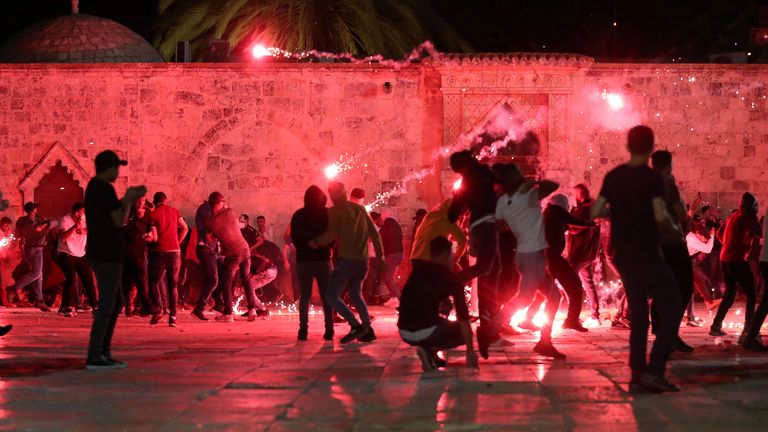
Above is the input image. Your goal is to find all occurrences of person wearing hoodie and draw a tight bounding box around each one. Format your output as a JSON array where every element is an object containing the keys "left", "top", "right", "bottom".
[
  {"left": 312, "top": 181, "right": 385, "bottom": 344},
  {"left": 568, "top": 184, "right": 602, "bottom": 323},
  {"left": 290, "top": 185, "right": 334, "bottom": 341},
  {"left": 710, "top": 192, "right": 763, "bottom": 348},
  {"left": 517, "top": 194, "right": 593, "bottom": 333},
  {"left": 411, "top": 199, "right": 467, "bottom": 267}
]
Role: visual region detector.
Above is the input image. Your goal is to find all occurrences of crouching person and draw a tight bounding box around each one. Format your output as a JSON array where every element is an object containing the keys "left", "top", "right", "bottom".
[{"left": 397, "top": 237, "right": 479, "bottom": 371}]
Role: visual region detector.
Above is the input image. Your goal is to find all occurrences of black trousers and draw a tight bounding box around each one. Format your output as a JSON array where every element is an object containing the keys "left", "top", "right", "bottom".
[
  {"left": 546, "top": 251, "right": 583, "bottom": 322},
  {"left": 401, "top": 318, "right": 465, "bottom": 352},
  {"left": 458, "top": 221, "right": 500, "bottom": 324},
  {"left": 297, "top": 260, "right": 333, "bottom": 330},
  {"left": 58, "top": 253, "right": 98, "bottom": 310},
  {"left": 614, "top": 249, "right": 681, "bottom": 378},
  {"left": 746, "top": 262, "right": 768, "bottom": 341},
  {"left": 122, "top": 252, "right": 150, "bottom": 313},
  {"left": 87, "top": 261, "right": 123, "bottom": 360},
  {"left": 651, "top": 243, "right": 694, "bottom": 334},
  {"left": 712, "top": 261, "right": 756, "bottom": 331}
]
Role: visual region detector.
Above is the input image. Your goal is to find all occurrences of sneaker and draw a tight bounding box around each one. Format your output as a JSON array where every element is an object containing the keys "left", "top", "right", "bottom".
[
  {"left": 0, "top": 325, "right": 12, "bottom": 337},
  {"left": 245, "top": 309, "right": 257, "bottom": 322},
  {"left": 629, "top": 373, "right": 680, "bottom": 393},
  {"left": 76, "top": 305, "right": 92, "bottom": 312},
  {"left": 432, "top": 353, "right": 447, "bottom": 368},
  {"left": 191, "top": 309, "right": 209, "bottom": 321},
  {"left": 709, "top": 328, "right": 727, "bottom": 337},
  {"left": 500, "top": 324, "right": 523, "bottom": 336},
  {"left": 58, "top": 308, "right": 76, "bottom": 318},
  {"left": 298, "top": 328, "right": 308, "bottom": 341},
  {"left": 686, "top": 318, "right": 703, "bottom": 328},
  {"left": 85, "top": 356, "right": 121, "bottom": 370},
  {"left": 35, "top": 301, "right": 50, "bottom": 312},
  {"left": 477, "top": 325, "right": 499, "bottom": 360},
  {"left": 323, "top": 328, "right": 335, "bottom": 341},
  {"left": 169, "top": 316, "right": 177, "bottom": 328},
  {"left": 612, "top": 319, "right": 631, "bottom": 330},
  {"left": 359, "top": 327, "right": 377, "bottom": 342},
  {"left": 256, "top": 309, "right": 271, "bottom": 319},
  {"left": 106, "top": 357, "right": 128, "bottom": 369},
  {"left": 340, "top": 325, "right": 369, "bottom": 344},
  {"left": 149, "top": 314, "right": 161, "bottom": 325},
  {"left": 517, "top": 320, "right": 540, "bottom": 332},
  {"left": 533, "top": 341, "right": 566, "bottom": 359},
  {"left": 743, "top": 337, "right": 768, "bottom": 352},
  {"left": 675, "top": 337, "right": 694, "bottom": 353},
  {"left": 416, "top": 347, "right": 436, "bottom": 372},
  {"left": 562, "top": 319, "right": 589, "bottom": 333},
  {"left": 215, "top": 314, "right": 234, "bottom": 323}
]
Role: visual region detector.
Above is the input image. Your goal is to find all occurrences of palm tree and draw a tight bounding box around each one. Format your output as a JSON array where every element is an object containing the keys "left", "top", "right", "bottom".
[{"left": 154, "top": 0, "right": 471, "bottom": 61}]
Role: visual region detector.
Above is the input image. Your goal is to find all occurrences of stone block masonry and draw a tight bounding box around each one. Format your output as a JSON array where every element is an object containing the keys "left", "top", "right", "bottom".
[{"left": 1, "top": 59, "right": 768, "bottom": 240}]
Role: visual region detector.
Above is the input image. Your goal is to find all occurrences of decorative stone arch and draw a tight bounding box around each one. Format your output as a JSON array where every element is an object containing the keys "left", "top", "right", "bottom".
[{"left": 18, "top": 142, "right": 89, "bottom": 204}]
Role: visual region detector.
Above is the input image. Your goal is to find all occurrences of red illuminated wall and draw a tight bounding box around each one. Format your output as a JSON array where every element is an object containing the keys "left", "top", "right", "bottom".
[{"left": 1, "top": 59, "right": 767, "bottom": 236}]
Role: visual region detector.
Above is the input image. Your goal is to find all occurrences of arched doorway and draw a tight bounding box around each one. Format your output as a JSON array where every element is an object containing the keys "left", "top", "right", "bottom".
[{"left": 34, "top": 161, "right": 84, "bottom": 219}]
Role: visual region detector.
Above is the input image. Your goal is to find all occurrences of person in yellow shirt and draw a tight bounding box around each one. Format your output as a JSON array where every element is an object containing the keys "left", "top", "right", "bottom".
[
  {"left": 411, "top": 199, "right": 467, "bottom": 267},
  {"left": 312, "top": 181, "right": 385, "bottom": 344}
]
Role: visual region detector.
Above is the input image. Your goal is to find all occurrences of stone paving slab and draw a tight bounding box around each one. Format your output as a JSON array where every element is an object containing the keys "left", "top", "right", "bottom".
[{"left": 0, "top": 305, "right": 767, "bottom": 431}]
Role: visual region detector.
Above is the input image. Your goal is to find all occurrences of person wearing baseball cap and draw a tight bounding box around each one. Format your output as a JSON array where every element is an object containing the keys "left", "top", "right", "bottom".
[
  {"left": 84, "top": 150, "right": 146, "bottom": 370},
  {"left": 7, "top": 201, "right": 52, "bottom": 312}
]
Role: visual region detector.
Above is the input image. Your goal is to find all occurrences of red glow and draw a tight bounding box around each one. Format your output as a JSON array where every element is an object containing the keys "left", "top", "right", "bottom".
[
  {"left": 324, "top": 163, "right": 340, "bottom": 179},
  {"left": 602, "top": 92, "right": 624, "bottom": 110},
  {"left": 251, "top": 44, "right": 271, "bottom": 59}
]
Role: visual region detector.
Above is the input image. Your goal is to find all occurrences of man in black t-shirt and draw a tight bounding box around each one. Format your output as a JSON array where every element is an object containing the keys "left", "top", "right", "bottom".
[
  {"left": 591, "top": 126, "right": 682, "bottom": 393},
  {"left": 398, "top": 237, "right": 479, "bottom": 371},
  {"left": 84, "top": 150, "right": 147, "bottom": 370}
]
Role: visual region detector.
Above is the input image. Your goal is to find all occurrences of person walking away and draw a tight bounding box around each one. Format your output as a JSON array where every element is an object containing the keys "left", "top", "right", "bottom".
[
  {"left": 85, "top": 150, "right": 147, "bottom": 369},
  {"left": 709, "top": 192, "right": 762, "bottom": 342},
  {"left": 57, "top": 203, "right": 98, "bottom": 317},
  {"left": 146, "top": 192, "right": 189, "bottom": 327},
  {"left": 312, "top": 181, "right": 385, "bottom": 343},
  {"left": 591, "top": 125, "right": 682, "bottom": 393},
  {"left": 291, "top": 185, "right": 334, "bottom": 341},
  {"left": 398, "top": 237, "right": 479, "bottom": 371}
]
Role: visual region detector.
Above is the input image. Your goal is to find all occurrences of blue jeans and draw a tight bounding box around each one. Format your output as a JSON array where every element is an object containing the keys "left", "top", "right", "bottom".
[
  {"left": 326, "top": 258, "right": 370, "bottom": 328},
  {"left": 490, "top": 250, "right": 560, "bottom": 340},
  {"left": 12, "top": 247, "right": 44, "bottom": 302}
]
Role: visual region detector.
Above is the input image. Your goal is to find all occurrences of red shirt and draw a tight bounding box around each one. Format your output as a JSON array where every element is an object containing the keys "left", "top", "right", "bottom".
[
  {"left": 719, "top": 210, "right": 760, "bottom": 262},
  {"left": 148, "top": 204, "right": 182, "bottom": 252}
]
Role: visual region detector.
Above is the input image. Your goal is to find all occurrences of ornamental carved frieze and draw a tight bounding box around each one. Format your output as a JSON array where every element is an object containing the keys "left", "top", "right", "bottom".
[{"left": 441, "top": 73, "right": 573, "bottom": 92}]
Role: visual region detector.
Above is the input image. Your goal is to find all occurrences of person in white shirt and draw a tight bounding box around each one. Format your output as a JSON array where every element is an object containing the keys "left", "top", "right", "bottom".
[
  {"left": 57, "top": 202, "right": 98, "bottom": 317},
  {"left": 476, "top": 163, "right": 565, "bottom": 360},
  {"left": 256, "top": 215, "right": 275, "bottom": 243},
  {"left": 685, "top": 215, "right": 721, "bottom": 315}
]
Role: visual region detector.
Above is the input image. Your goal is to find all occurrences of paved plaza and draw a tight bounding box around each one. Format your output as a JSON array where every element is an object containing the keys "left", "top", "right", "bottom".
[{"left": 0, "top": 304, "right": 767, "bottom": 431}]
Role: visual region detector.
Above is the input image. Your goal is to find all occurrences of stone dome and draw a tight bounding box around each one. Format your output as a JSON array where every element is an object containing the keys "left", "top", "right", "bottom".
[{"left": 0, "top": 14, "right": 163, "bottom": 63}]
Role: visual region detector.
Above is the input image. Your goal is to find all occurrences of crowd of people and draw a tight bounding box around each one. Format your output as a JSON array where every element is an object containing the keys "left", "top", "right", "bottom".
[{"left": 1, "top": 124, "right": 766, "bottom": 393}]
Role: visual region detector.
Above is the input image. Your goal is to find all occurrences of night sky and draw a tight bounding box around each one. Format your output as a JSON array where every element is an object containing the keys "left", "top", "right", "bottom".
[{"left": 1, "top": 0, "right": 766, "bottom": 62}]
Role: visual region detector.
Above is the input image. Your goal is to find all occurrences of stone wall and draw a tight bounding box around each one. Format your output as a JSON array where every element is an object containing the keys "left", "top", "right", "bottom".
[
  {"left": 1, "top": 59, "right": 767, "bottom": 239},
  {"left": 0, "top": 63, "right": 443, "bottom": 239}
]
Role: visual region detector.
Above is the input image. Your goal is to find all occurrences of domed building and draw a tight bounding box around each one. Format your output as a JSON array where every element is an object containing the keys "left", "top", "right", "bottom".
[{"left": 0, "top": 5, "right": 163, "bottom": 63}]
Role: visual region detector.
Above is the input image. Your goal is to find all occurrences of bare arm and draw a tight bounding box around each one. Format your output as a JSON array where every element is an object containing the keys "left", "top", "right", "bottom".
[{"left": 177, "top": 217, "right": 189, "bottom": 244}]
